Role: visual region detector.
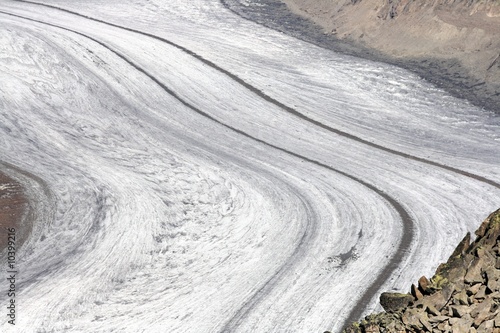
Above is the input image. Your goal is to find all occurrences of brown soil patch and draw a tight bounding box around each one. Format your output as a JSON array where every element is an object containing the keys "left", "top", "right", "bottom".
[{"left": 0, "top": 172, "right": 27, "bottom": 252}]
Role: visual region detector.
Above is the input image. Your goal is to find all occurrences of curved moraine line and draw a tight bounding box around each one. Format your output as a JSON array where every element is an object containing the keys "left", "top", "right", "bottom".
[
  {"left": 0, "top": 10, "right": 414, "bottom": 332},
  {"left": 8, "top": 0, "right": 500, "bottom": 191}
]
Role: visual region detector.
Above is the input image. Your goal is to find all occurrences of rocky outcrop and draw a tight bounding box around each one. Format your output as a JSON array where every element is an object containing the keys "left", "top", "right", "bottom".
[
  {"left": 281, "top": 0, "right": 500, "bottom": 113},
  {"left": 342, "top": 208, "right": 500, "bottom": 333}
]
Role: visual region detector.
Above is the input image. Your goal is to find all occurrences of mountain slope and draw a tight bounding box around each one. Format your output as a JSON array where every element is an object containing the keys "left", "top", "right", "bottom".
[{"left": 281, "top": 0, "right": 500, "bottom": 112}]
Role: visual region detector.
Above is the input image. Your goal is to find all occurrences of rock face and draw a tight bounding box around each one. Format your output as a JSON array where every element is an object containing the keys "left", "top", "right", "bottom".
[
  {"left": 343, "top": 208, "right": 500, "bottom": 333},
  {"left": 280, "top": 0, "right": 500, "bottom": 113}
]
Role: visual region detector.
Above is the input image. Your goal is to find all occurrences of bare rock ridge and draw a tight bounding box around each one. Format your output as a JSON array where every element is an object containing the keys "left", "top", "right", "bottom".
[
  {"left": 341, "top": 208, "right": 500, "bottom": 333},
  {"left": 281, "top": 0, "right": 500, "bottom": 113}
]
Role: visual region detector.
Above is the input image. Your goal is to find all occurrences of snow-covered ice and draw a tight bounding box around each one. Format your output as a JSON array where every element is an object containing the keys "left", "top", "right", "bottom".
[{"left": 0, "top": 0, "right": 499, "bottom": 332}]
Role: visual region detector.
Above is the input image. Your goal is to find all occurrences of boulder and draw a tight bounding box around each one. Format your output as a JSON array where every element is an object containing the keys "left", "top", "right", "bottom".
[
  {"left": 379, "top": 293, "right": 413, "bottom": 312},
  {"left": 450, "top": 305, "right": 471, "bottom": 318},
  {"left": 451, "top": 232, "right": 471, "bottom": 258},
  {"left": 477, "top": 319, "right": 494, "bottom": 333},
  {"left": 413, "top": 284, "right": 453, "bottom": 311},
  {"left": 418, "top": 276, "right": 431, "bottom": 294},
  {"left": 468, "top": 283, "right": 482, "bottom": 296},
  {"left": 471, "top": 298, "right": 495, "bottom": 327},
  {"left": 418, "top": 312, "right": 432, "bottom": 332},
  {"left": 451, "top": 313, "right": 472, "bottom": 329},
  {"left": 453, "top": 289, "right": 469, "bottom": 305},
  {"left": 485, "top": 266, "right": 500, "bottom": 292},
  {"left": 402, "top": 308, "right": 424, "bottom": 330},
  {"left": 465, "top": 258, "right": 484, "bottom": 285},
  {"left": 425, "top": 304, "right": 440, "bottom": 316},
  {"left": 411, "top": 283, "right": 423, "bottom": 300},
  {"left": 474, "top": 285, "right": 487, "bottom": 301}
]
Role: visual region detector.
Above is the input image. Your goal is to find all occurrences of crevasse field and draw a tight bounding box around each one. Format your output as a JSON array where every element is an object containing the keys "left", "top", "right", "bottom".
[{"left": 0, "top": 0, "right": 499, "bottom": 332}]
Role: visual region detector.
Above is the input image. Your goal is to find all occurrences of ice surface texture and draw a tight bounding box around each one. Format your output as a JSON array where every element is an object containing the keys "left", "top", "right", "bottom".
[{"left": 0, "top": 0, "right": 499, "bottom": 332}]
